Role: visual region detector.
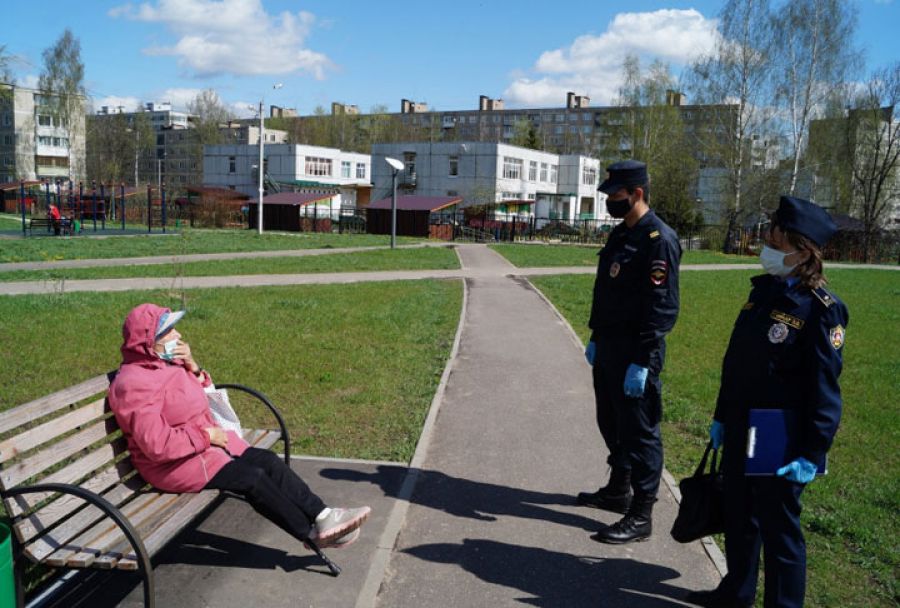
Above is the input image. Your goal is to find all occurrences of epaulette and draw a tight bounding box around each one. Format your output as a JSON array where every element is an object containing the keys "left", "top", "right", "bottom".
[
  {"left": 648, "top": 229, "right": 660, "bottom": 240},
  {"left": 812, "top": 286, "right": 835, "bottom": 308}
]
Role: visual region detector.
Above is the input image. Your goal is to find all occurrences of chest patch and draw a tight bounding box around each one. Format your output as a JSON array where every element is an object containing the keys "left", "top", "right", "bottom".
[
  {"left": 767, "top": 322, "right": 790, "bottom": 344},
  {"left": 770, "top": 310, "right": 804, "bottom": 330},
  {"left": 609, "top": 262, "right": 621, "bottom": 278},
  {"left": 830, "top": 325, "right": 845, "bottom": 350}
]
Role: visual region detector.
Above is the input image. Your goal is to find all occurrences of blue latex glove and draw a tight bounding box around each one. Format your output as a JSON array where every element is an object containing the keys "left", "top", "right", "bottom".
[
  {"left": 623, "top": 364, "right": 649, "bottom": 397},
  {"left": 777, "top": 457, "right": 818, "bottom": 483},
  {"left": 585, "top": 341, "right": 596, "bottom": 366},
  {"left": 709, "top": 420, "right": 724, "bottom": 449}
]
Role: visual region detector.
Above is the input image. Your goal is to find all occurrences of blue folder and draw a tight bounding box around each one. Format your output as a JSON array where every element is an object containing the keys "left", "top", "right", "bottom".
[{"left": 745, "top": 409, "right": 827, "bottom": 476}]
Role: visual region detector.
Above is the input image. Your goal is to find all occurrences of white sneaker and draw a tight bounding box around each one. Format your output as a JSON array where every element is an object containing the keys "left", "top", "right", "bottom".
[{"left": 308, "top": 506, "right": 370, "bottom": 547}]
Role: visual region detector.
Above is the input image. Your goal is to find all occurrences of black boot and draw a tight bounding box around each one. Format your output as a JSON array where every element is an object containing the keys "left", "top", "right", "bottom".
[
  {"left": 591, "top": 495, "right": 654, "bottom": 544},
  {"left": 683, "top": 588, "right": 752, "bottom": 608},
  {"left": 577, "top": 468, "right": 632, "bottom": 514}
]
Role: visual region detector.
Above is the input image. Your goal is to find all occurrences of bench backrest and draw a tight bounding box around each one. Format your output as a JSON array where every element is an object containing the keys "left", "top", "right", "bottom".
[{"left": 0, "top": 373, "right": 144, "bottom": 548}]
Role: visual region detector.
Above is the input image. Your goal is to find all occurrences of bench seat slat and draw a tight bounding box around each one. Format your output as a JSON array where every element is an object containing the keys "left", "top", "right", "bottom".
[
  {"left": 0, "top": 375, "right": 110, "bottom": 436},
  {"left": 0, "top": 399, "right": 108, "bottom": 464},
  {"left": 42, "top": 492, "right": 173, "bottom": 568},
  {"left": 15, "top": 465, "right": 142, "bottom": 548},
  {"left": 1, "top": 420, "right": 117, "bottom": 490},
  {"left": 110, "top": 491, "right": 220, "bottom": 570},
  {"left": 4, "top": 438, "right": 128, "bottom": 518}
]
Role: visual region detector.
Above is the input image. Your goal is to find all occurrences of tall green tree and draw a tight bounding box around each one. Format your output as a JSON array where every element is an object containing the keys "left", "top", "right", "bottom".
[
  {"left": 187, "top": 89, "right": 233, "bottom": 182},
  {"left": 771, "top": 0, "right": 861, "bottom": 194},
  {"left": 603, "top": 55, "right": 699, "bottom": 232},
  {"left": 510, "top": 118, "right": 540, "bottom": 150},
  {"left": 37, "top": 29, "right": 86, "bottom": 179}
]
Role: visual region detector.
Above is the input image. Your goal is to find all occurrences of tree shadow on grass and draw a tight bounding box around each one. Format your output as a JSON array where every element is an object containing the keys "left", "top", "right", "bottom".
[
  {"left": 320, "top": 465, "right": 601, "bottom": 532},
  {"left": 403, "top": 538, "right": 692, "bottom": 607}
]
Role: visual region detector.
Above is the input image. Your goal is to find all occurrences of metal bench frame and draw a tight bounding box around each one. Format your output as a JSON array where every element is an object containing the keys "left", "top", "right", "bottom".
[{"left": 0, "top": 374, "right": 339, "bottom": 608}]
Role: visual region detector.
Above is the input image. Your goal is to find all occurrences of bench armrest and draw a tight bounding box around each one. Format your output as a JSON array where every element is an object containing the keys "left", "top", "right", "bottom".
[{"left": 214, "top": 384, "right": 291, "bottom": 463}]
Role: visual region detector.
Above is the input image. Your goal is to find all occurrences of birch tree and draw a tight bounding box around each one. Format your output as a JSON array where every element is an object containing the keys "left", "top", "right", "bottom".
[
  {"left": 37, "top": 29, "right": 86, "bottom": 179},
  {"left": 771, "top": 0, "right": 860, "bottom": 194}
]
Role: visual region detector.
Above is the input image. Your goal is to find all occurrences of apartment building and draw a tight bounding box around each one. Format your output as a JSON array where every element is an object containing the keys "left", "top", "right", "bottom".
[
  {"left": 203, "top": 143, "right": 371, "bottom": 211},
  {"left": 371, "top": 141, "right": 609, "bottom": 223},
  {"left": 0, "top": 84, "right": 86, "bottom": 183}
]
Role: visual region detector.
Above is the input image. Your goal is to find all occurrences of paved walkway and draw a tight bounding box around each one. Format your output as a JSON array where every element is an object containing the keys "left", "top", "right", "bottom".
[{"left": 42, "top": 243, "right": 896, "bottom": 606}]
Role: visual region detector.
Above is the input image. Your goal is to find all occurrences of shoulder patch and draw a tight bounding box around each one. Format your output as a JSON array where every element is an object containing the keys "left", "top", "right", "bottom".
[
  {"left": 812, "top": 287, "right": 835, "bottom": 308},
  {"left": 648, "top": 230, "right": 660, "bottom": 239},
  {"left": 830, "top": 324, "right": 845, "bottom": 350}
]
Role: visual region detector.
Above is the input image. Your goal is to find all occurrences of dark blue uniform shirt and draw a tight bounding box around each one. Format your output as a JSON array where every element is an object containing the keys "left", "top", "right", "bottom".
[
  {"left": 714, "top": 274, "right": 849, "bottom": 467},
  {"left": 589, "top": 210, "right": 681, "bottom": 374}
]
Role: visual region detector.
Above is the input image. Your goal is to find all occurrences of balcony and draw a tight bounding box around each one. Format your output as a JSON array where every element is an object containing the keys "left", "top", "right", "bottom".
[{"left": 399, "top": 171, "right": 416, "bottom": 187}]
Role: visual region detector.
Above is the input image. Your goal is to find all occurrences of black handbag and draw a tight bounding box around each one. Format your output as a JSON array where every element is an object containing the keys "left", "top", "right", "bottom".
[{"left": 670, "top": 441, "right": 725, "bottom": 543}]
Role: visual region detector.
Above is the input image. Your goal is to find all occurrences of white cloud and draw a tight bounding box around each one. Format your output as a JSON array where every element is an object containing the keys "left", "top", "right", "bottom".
[
  {"left": 228, "top": 100, "right": 257, "bottom": 119},
  {"left": 19, "top": 74, "right": 40, "bottom": 89},
  {"left": 109, "top": 0, "right": 334, "bottom": 79},
  {"left": 156, "top": 87, "right": 205, "bottom": 110},
  {"left": 503, "top": 9, "right": 719, "bottom": 107}
]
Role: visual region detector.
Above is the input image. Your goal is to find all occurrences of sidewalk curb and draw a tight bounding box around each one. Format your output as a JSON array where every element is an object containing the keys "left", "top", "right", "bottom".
[
  {"left": 519, "top": 274, "right": 728, "bottom": 579},
  {"left": 354, "top": 270, "right": 469, "bottom": 608}
]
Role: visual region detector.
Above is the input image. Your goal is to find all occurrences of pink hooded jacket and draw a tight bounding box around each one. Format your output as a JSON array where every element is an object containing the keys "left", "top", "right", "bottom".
[{"left": 108, "top": 303, "right": 249, "bottom": 492}]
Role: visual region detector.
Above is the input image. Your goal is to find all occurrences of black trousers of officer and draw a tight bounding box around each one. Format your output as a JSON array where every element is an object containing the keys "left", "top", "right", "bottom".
[
  {"left": 206, "top": 447, "right": 327, "bottom": 541},
  {"left": 591, "top": 336, "right": 663, "bottom": 499},
  {"left": 720, "top": 440, "right": 807, "bottom": 608}
]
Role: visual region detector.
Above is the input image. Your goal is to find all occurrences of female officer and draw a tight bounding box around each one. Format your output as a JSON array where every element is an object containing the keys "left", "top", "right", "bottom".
[{"left": 686, "top": 196, "right": 849, "bottom": 608}]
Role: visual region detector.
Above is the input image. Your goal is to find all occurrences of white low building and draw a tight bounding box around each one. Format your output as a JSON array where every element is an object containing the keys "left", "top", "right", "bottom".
[
  {"left": 370, "top": 142, "right": 611, "bottom": 224},
  {"left": 203, "top": 143, "right": 371, "bottom": 213}
]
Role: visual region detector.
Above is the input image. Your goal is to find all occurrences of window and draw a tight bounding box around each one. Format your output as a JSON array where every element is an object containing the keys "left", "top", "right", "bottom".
[
  {"left": 2, "top": 135, "right": 13, "bottom": 145},
  {"left": 449, "top": 155, "right": 459, "bottom": 176},
  {"left": 550, "top": 165, "right": 558, "bottom": 184},
  {"left": 403, "top": 152, "right": 416, "bottom": 174},
  {"left": 540, "top": 162, "right": 548, "bottom": 182},
  {"left": 502, "top": 156, "right": 523, "bottom": 180},
  {"left": 447, "top": 190, "right": 458, "bottom": 196},
  {"left": 555, "top": 113, "right": 565, "bottom": 122},
  {"left": 38, "top": 136, "right": 52, "bottom": 146},
  {"left": 305, "top": 157, "right": 332, "bottom": 176},
  {"left": 341, "top": 161, "right": 351, "bottom": 178},
  {"left": 582, "top": 166, "right": 597, "bottom": 186},
  {"left": 2, "top": 113, "right": 11, "bottom": 127},
  {"left": 528, "top": 161, "right": 537, "bottom": 181},
  {"left": 356, "top": 163, "right": 366, "bottom": 179},
  {"left": 228, "top": 156, "right": 236, "bottom": 173},
  {"left": 554, "top": 126, "right": 564, "bottom": 135},
  {"left": 38, "top": 115, "right": 52, "bottom": 126}
]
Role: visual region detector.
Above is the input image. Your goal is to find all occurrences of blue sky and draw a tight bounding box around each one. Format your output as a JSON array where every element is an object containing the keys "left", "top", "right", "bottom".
[{"left": 6, "top": 0, "right": 899, "bottom": 117}]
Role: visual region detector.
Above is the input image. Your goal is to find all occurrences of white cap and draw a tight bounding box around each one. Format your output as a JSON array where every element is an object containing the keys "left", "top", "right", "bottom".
[{"left": 155, "top": 310, "right": 185, "bottom": 339}]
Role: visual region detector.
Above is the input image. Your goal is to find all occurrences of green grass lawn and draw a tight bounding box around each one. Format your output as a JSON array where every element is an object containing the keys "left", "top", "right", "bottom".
[
  {"left": 530, "top": 268, "right": 899, "bottom": 607},
  {"left": 0, "top": 246, "right": 460, "bottom": 282},
  {"left": 1, "top": 280, "right": 461, "bottom": 462},
  {"left": 0, "top": 224, "right": 425, "bottom": 263},
  {"left": 490, "top": 243, "right": 759, "bottom": 267}
]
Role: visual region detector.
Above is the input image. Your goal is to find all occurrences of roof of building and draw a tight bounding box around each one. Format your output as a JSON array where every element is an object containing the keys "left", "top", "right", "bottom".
[
  {"left": 261, "top": 192, "right": 337, "bottom": 206},
  {"left": 367, "top": 195, "right": 463, "bottom": 212}
]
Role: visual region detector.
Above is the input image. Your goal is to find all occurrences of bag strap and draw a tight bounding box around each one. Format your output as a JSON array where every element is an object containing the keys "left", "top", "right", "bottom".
[{"left": 694, "top": 442, "right": 714, "bottom": 477}]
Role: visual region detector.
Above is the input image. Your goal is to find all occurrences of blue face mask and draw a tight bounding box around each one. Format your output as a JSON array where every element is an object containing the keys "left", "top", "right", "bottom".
[
  {"left": 760, "top": 245, "right": 797, "bottom": 277},
  {"left": 158, "top": 339, "right": 178, "bottom": 361}
]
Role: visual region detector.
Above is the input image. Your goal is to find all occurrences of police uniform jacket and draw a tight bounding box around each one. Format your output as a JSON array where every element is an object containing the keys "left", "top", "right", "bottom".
[
  {"left": 589, "top": 210, "right": 681, "bottom": 374},
  {"left": 714, "top": 275, "right": 849, "bottom": 468}
]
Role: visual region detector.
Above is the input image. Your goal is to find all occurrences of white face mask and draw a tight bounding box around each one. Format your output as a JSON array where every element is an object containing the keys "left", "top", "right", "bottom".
[
  {"left": 760, "top": 245, "right": 797, "bottom": 277},
  {"left": 158, "top": 339, "right": 178, "bottom": 361}
]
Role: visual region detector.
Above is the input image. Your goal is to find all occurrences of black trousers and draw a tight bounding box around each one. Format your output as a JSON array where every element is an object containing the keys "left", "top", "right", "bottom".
[
  {"left": 719, "top": 441, "right": 807, "bottom": 608},
  {"left": 592, "top": 338, "right": 664, "bottom": 499},
  {"left": 206, "top": 447, "right": 327, "bottom": 541}
]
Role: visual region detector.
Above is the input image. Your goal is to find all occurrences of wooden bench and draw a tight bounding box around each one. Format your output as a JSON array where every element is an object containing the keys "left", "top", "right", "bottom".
[
  {"left": 0, "top": 373, "right": 340, "bottom": 608},
  {"left": 27, "top": 218, "right": 53, "bottom": 235}
]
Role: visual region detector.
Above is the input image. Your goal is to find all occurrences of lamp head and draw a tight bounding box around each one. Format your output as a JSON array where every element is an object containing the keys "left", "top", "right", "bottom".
[{"left": 385, "top": 157, "right": 404, "bottom": 172}]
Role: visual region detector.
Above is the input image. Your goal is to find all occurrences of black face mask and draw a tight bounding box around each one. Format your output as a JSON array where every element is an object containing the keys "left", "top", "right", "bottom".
[{"left": 606, "top": 195, "right": 633, "bottom": 218}]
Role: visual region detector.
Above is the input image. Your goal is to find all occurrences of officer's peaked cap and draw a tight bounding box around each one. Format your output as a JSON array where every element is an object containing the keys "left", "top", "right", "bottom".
[
  {"left": 773, "top": 196, "right": 837, "bottom": 248},
  {"left": 597, "top": 160, "right": 648, "bottom": 195}
]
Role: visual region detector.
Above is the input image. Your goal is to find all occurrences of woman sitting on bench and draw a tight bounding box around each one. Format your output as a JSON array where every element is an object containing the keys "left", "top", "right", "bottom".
[{"left": 109, "top": 303, "right": 370, "bottom": 550}]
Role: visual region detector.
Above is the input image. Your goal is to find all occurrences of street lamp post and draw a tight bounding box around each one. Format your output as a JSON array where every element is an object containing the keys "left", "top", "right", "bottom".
[
  {"left": 385, "top": 157, "right": 403, "bottom": 249},
  {"left": 258, "top": 83, "right": 284, "bottom": 235}
]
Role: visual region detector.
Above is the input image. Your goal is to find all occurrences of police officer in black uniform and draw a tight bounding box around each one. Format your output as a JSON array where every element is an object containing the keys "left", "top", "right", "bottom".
[
  {"left": 686, "top": 196, "right": 849, "bottom": 608},
  {"left": 577, "top": 160, "right": 682, "bottom": 544}
]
